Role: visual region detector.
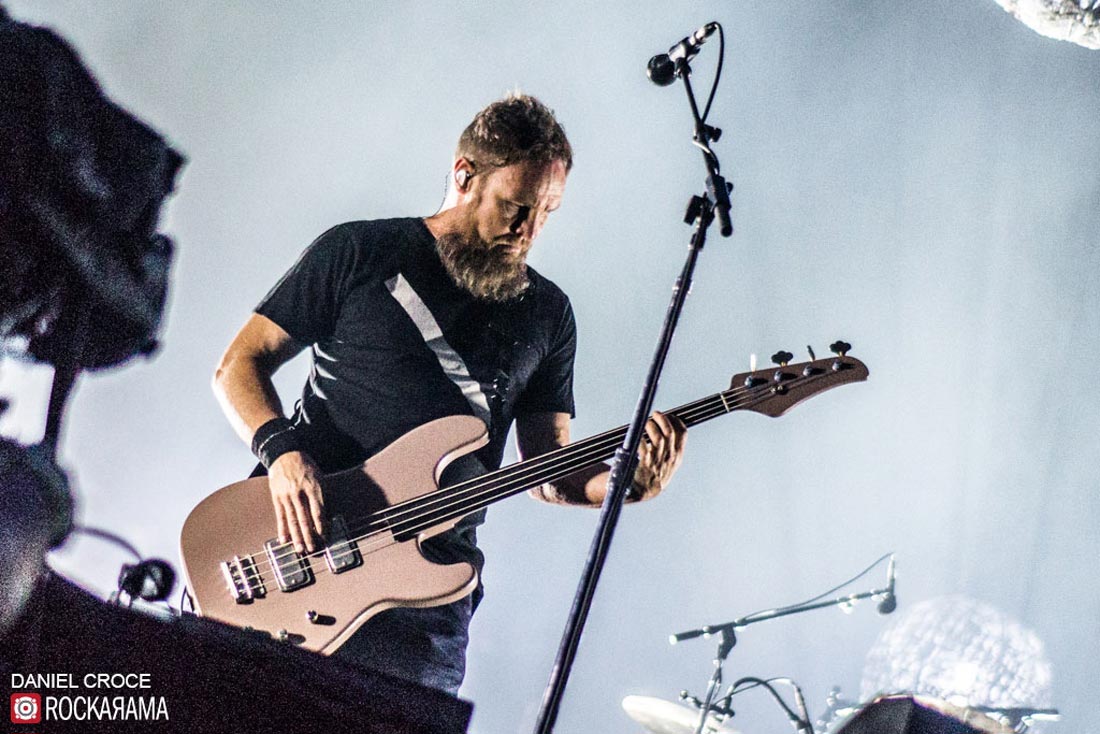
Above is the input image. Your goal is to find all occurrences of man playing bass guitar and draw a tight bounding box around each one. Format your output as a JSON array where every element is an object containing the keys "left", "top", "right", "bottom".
[{"left": 212, "top": 93, "right": 688, "bottom": 695}]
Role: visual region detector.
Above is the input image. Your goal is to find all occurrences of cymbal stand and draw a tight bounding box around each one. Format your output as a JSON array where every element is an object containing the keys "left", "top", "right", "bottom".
[{"left": 672, "top": 580, "right": 893, "bottom": 734}]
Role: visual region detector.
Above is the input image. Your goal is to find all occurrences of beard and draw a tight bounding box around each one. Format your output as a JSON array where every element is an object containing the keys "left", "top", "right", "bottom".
[{"left": 435, "top": 230, "right": 530, "bottom": 302}]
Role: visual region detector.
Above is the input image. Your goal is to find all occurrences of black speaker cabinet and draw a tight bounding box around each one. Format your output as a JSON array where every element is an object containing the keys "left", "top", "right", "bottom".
[{"left": 2, "top": 573, "right": 472, "bottom": 733}]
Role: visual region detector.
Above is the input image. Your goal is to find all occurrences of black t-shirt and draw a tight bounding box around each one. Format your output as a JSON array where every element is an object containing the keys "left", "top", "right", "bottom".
[{"left": 255, "top": 217, "right": 577, "bottom": 565}]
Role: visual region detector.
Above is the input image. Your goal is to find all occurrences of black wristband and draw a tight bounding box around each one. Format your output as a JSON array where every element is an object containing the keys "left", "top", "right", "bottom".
[{"left": 251, "top": 417, "right": 302, "bottom": 469}]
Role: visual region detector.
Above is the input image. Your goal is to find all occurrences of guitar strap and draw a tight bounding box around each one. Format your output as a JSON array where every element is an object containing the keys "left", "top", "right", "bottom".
[{"left": 384, "top": 273, "right": 492, "bottom": 425}]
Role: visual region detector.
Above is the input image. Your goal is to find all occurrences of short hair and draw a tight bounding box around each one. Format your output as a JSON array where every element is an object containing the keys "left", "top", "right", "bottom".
[{"left": 456, "top": 93, "right": 573, "bottom": 173}]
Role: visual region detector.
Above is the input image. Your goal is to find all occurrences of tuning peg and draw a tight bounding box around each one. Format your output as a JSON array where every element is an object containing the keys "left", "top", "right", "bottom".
[
  {"left": 829, "top": 340, "right": 851, "bottom": 356},
  {"left": 771, "top": 350, "right": 793, "bottom": 366},
  {"left": 807, "top": 345, "right": 816, "bottom": 360}
]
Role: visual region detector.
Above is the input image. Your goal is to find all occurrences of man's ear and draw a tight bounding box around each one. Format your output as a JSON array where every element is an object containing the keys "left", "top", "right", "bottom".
[{"left": 453, "top": 158, "right": 475, "bottom": 191}]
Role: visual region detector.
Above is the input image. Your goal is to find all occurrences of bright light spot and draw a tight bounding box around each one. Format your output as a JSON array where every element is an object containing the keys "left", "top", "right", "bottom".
[{"left": 860, "top": 595, "right": 1053, "bottom": 729}]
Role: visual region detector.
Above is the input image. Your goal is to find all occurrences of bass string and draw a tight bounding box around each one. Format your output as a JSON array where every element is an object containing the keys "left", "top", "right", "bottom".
[
  {"left": 242, "top": 389, "right": 742, "bottom": 576},
  {"left": 243, "top": 374, "right": 808, "bottom": 578},
  {"left": 245, "top": 366, "right": 840, "bottom": 577},
  {"left": 241, "top": 400, "right": 725, "bottom": 580}
]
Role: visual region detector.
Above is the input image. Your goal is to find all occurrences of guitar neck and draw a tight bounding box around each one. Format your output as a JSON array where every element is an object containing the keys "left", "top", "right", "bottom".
[
  {"left": 382, "top": 353, "right": 868, "bottom": 538},
  {"left": 383, "top": 390, "right": 735, "bottom": 538}
]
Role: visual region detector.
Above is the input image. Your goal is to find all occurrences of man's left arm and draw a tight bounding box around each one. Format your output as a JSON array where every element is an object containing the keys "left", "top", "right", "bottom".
[{"left": 518, "top": 411, "right": 687, "bottom": 506}]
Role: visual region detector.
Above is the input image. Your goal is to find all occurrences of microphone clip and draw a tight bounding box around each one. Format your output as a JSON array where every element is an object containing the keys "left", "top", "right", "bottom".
[{"left": 646, "top": 21, "right": 720, "bottom": 86}]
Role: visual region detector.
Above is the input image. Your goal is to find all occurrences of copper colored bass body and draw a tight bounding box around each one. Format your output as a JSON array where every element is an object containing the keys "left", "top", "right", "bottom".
[{"left": 181, "top": 416, "right": 486, "bottom": 653}]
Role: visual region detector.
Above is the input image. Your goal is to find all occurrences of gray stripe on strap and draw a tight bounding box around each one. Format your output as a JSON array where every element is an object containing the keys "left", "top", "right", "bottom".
[{"left": 385, "top": 273, "right": 491, "bottom": 424}]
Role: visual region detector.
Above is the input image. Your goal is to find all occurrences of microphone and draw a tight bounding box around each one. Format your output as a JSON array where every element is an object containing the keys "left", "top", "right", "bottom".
[
  {"left": 647, "top": 22, "right": 720, "bottom": 86},
  {"left": 877, "top": 556, "right": 897, "bottom": 615}
]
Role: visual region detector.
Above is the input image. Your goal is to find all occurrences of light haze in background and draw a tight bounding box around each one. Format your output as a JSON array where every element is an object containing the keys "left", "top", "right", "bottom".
[{"left": 2, "top": 2, "right": 1098, "bottom": 732}]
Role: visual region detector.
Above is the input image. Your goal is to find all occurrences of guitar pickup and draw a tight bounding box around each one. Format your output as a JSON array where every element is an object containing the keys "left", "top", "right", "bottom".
[
  {"left": 264, "top": 539, "right": 314, "bottom": 592},
  {"left": 220, "top": 555, "right": 265, "bottom": 603},
  {"left": 323, "top": 515, "right": 362, "bottom": 574}
]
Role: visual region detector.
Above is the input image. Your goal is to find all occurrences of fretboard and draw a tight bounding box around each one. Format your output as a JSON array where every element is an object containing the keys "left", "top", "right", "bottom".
[
  {"left": 381, "top": 386, "right": 742, "bottom": 539},
  {"left": 369, "top": 352, "right": 868, "bottom": 542}
]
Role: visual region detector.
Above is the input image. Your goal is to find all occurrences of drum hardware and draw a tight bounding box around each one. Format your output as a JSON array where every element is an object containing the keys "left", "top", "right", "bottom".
[
  {"left": 621, "top": 695, "right": 738, "bottom": 734},
  {"left": 665, "top": 553, "right": 897, "bottom": 734},
  {"left": 814, "top": 686, "right": 860, "bottom": 733},
  {"left": 832, "top": 695, "right": 1020, "bottom": 734},
  {"left": 967, "top": 705, "right": 1060, "bottom": 732},
  {"left": 679, "top": 690, "right": 733, "bottom": 720},
  {"left": 810, "top": 694, "right": 1058, "bottom": 734}
]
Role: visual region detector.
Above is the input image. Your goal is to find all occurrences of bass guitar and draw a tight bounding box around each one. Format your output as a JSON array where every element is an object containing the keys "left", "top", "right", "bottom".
[{"left": 180, "top": 348, "right": 868, "bottom": 652}]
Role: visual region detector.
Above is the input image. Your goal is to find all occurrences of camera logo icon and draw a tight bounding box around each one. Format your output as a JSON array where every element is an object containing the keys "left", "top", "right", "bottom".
[{"left": 10, "top": 692, "right": 42, "bottom": 724}]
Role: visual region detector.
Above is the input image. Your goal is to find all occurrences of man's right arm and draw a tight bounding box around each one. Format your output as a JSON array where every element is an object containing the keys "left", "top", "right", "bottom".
[{"left": 212, "top": 313, "right": 325, "bottom": 553}]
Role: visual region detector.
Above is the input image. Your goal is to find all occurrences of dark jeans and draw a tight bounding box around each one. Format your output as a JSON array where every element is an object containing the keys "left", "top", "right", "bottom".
[{"left": 333, "top": 592, "right": 477, "bottom": 696}]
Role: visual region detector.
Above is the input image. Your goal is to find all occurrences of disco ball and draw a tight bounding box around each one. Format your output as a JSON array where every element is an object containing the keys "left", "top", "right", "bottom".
[
  {"left": 860, "top": 595, "right": 1053, "bottom": 711},
  {"left": 994, "top": 0, "right": 1100, "bottom": 49}
]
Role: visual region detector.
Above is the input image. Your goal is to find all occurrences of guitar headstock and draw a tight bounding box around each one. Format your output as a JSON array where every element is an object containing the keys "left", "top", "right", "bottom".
[{"left": 728, "top": 347, "right": 869, "bottom": 418}]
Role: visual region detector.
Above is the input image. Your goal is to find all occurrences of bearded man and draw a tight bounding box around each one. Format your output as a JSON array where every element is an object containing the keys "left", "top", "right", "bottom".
[{"left": 212, "top": 93, "right": 687, "bottom": 695}]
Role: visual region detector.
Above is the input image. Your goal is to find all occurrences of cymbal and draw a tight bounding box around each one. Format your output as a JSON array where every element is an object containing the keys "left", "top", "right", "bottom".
[{"left": 621, "top": 695, "right": 740, "bottom": 734}]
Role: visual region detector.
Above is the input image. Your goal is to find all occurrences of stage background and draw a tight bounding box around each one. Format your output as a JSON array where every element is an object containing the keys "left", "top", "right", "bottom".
[{"left": 2, "top": 2, "right": 1098, "bottom": 732}]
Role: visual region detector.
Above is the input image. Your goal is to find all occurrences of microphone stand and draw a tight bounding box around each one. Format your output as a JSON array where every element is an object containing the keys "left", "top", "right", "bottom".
[
  {"left": 533, "top": 56, "right": 733, "bottom": 733},
  {"left": 672, "top": 583, "right": 894, "bottom": 734}
]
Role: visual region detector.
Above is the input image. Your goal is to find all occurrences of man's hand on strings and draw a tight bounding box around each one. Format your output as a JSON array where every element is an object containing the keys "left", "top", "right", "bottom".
[
  {"left": 268, "top": 451, "right": 326, "bottom": 553},
  {"left": 630, "top": 410, "right": 687, "bottom": 502}
]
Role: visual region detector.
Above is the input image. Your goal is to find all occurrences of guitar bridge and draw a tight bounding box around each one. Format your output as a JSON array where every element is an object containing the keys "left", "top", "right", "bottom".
[
  {"left": 264, "top": 539, "right": 314, "bottom": 592},
  {"left": 220, "top": 555, "right": 265, "bottom": 603},
  {"left": 323, "top": 515, "right": 362, "bottom": 574}
]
